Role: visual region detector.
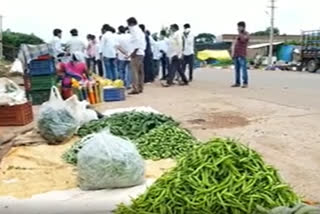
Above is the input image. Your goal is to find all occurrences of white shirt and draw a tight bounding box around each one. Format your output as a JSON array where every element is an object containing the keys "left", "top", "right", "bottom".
[
  {"left": 99, "top": 32, "right": 119, "bottom": 58},
  {"left": 50, "top": 36, "right": 63, "bottom": 57},
  {"left": 66, "top": 36, "right": 86, "bottom": 54},
  {"left": 168, "top": 31, "right": 183, "bottom": 59},
  {"left": 158, "top": 38, "right": 169, "bottom": 54},
  {"left": 129, "top": 25, "right": 146, "bottom": 56},
  {"left": 117, "top": 33, "right": 132, "bottom": 61},
  {"left": 183, "top": 31, "right": 195, "bottom": 56},
  {"left": 152, "top": 41, "right": 161, "bottom": 60}
]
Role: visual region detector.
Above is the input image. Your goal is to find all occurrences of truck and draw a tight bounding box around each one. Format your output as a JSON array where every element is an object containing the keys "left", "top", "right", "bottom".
[{"left": 301, "top": 30, "right": 320, "bottom": 72}]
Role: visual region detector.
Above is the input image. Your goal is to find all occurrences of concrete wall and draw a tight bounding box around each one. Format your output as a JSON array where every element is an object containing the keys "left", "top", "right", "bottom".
[{"left": 220, "top": 34, "right": 301, "bottom": 45}]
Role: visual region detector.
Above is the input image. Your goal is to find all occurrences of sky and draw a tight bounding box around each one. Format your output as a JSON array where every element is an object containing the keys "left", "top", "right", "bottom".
[{"left": 1, "top": 0, "right": 320, "bottom": 42}]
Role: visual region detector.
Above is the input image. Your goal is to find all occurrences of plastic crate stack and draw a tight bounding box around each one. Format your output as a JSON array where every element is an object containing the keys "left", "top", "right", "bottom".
[{"left": 24, "top": 58, "right": 57, "bottom": 105}]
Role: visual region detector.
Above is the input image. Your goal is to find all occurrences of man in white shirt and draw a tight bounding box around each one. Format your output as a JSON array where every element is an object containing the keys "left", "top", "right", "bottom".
[
  {"left": 163, "top": 24, "right": 188, "bottom": 87},
  {"left": 66, "top": 29, "right": 86, "bottom": 62},
  {"left": 99, "top": 24, "right": 119, "bottom": 80},
  {"left": 50, "top": 29, "right": 64, "bottom": 58},
  {"left": 152, "top": 36, "right": 161, "bottom": 78},
  {"left": 182, "top": 24, "right": 195, "bottom": 82},
  {"left": 127, "top": 17, "right": 146, "bottom": 94},
  {"left": 117, "top": 26, "right": 132, "bottom": 88},
  {"left": 158, "top": 30, "right": 169, "bottom": 80}
]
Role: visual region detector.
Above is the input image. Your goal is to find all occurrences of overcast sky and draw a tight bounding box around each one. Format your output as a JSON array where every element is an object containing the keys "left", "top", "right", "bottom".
[{"left": 1, "top": 0, "right": 320, "bottom": 42}]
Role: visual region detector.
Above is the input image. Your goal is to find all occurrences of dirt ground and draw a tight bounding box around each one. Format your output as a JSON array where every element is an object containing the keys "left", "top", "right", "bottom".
[{"left": 1, "top": 69, "right": 320, "bottom": 204}]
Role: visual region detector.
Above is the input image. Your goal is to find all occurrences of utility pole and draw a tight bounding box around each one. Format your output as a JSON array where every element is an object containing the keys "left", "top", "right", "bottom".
[
  {"left": 0, "top": 15, "right": 3, "bottom": 59},
  {"left": 268, "top": 0, "right": 276, "bottom": 66}
]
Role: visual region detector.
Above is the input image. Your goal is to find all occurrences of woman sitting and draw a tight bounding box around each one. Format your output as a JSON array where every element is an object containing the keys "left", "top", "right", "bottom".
[{"left": 57, "top": 52, "right": 89, "bottom": 99}]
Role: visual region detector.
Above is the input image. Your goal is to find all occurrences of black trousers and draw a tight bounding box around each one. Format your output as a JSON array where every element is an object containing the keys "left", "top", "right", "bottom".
[
  {"left": 86, "top": 57, "right": 97, "bottom": 74},
  {"left": 96, "top": 59, "right": 104, "bottom": 77},
  {"left": 183, "top": 54, "right": 194, "bottom": 80},
  {"left": 160, "top": 54, "right": 169, "bottom": 79},
  {"left": 167, "top": 56, "right": 188, "bottom": 85}
]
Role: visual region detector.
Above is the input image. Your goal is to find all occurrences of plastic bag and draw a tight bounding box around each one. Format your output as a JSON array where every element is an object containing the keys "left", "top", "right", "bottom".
[
  {"left": 0, "top": 78, "right": 27, "bottom": 105},
  {"left": 65, "top": 95, "right": 98, "bottom": 125},
  {"left": 37, "top": 87, "right": 79, "bottom": 144},
  {"left": 77, "top": 131, "right": 145, "bottom": 190},
  {"left": 9, "top": 59, "right": 23, "bottom": 73}
]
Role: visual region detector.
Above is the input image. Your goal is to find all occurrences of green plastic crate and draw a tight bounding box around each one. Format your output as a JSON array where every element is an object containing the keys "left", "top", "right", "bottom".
[
  {"left": 26, "top": 89, "right": 51, "bottom": 105},
  {"left": 24, "top": 75, "right": 57, "bottom": 91}
]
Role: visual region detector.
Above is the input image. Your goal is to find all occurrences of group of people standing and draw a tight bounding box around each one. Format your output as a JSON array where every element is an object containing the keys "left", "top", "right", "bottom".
[{"left": 50, "top": 17, "right": 195, "bottom": 95}]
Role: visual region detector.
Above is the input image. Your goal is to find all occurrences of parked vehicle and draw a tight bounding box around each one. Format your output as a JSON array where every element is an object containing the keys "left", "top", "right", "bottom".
[{"left": 301, "top": 30, "right": 320, "bottom": 72}]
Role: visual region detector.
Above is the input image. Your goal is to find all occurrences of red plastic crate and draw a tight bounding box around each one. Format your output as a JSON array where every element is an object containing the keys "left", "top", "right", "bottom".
[{"left": 0, "top": 102, "right": 33, "bottom": 126}]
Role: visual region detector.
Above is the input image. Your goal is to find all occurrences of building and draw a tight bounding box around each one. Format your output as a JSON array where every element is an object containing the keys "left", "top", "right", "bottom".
[{"left": 217, "top": 34, "right": 301, "bottom": 45}]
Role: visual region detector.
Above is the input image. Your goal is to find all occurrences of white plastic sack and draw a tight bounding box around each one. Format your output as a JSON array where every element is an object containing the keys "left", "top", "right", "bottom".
[
  {"left": 0, "top": 77, "right": 27, "bottom": 106},
  {"left": 9, "top": 59, "right": 23, "bottom": 73},
  {"left": 103, "top": 106, "right": 160, "bottom": 116},
  {"left": 37, "top": 87, "right": 79, "bottom": 144},
  {"left": 77, "top": 131, "right": 145, "bottom": 190},
  {"left": 65, "top": 95, "right": 98, "bottom": 125}
]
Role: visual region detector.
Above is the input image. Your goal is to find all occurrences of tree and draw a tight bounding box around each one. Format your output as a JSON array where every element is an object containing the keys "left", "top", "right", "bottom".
[
  {"left": 195, "top": 33, "right": 216, "bottom": 44},
  {"left": 2, "top": 29, "right": 44, "bottom": 61},
  {"left": 251, "top": 27, "right": 280, "bottom": 36},
  {"left": 3, "top": 29, "right": 44, "bottom": 48}
]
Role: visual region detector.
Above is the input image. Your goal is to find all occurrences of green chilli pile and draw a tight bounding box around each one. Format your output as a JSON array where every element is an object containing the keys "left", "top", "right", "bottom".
[
  {"left": 62, "top": 137, "right": 92, "bottom": 165},
  {"left": 134, "top": 124, "right": 198, "bottom": 160},
  {"left": 77, "top": 112, "right": 178, "bottom": 140},
  {"left": 115, "top": 139, "right": 300, "bottom": 214}
]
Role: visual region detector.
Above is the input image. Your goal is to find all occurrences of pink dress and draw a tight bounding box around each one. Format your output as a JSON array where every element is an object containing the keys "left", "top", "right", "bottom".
[{"left": 59, "top": 62, "right": 88, "bottom": 99}]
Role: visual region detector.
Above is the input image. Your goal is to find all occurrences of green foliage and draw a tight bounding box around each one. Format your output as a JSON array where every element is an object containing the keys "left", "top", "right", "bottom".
[
  {"left": 284, "top": 40, "right": 302, "bottom": 46},
  {"left": 2, "top": 29, "right": 44, "bottom": 61},
  {"left": 195, "top": 33, "right": 216, "bottom": 44},
  {"left": 251, "top": 27, "right": 280, "bottom": 36},
  {"left": 3, "top": 29, "right": 44, "bottom": 48}
]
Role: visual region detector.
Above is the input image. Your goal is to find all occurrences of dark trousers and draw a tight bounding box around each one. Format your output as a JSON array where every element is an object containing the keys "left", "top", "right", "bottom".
[
  {"left": 233, "top": 56, "right": 248, "bottom": 85},
  {"left": 167, "top": 56, "right": 188, "bottom": 85},
  {"left": 160, "top": 54, "right": 169, "bottom": 79},
  {"left": 144, "top": 53, "right": 154, "bottom": 83},
  {"left": 183, "top": 54, "right": 194, "bottom": 80},
  {"left": 96, "top": 59, "right": 104, "bottom": 77},
  {"left": 86, "top": 57, "right": 97, "bottom": 74},
  {"left": 103, "top": 57, "right": 117, "bottom": 80},
  {"left": 153, "top": 60, "right": 160, "bottom": 77}
]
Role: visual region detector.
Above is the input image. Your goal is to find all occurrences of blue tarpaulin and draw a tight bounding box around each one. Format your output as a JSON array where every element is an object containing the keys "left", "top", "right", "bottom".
[{"left": 277, "top": 45, "right": 295, "bottom": 62}]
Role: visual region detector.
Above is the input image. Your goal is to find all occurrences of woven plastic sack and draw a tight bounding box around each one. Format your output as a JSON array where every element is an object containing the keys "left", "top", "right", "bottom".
[
  {"left": 37, "top": 87, "right": 79, "bottom": 144},
  {"left": 77, "top": 131, "right": 145, "bottom": 190}
]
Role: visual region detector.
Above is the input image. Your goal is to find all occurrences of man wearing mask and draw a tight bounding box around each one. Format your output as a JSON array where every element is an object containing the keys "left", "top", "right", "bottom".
[
  {"left": 182, "top": 24, "right": 195, "bottom": 82},
  {"left": 232, "top": 21, "right": 250, "bottom": 88},
  {"left": 127, "top": 17, "right": 146, "bottom": 94},
  {"left": 163, "top": 24, "right": 188, "bottom": 87}
]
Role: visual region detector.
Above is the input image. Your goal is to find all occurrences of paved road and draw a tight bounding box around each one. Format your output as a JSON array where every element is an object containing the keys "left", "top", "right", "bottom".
[{"left": 195, "top": 68, "right": 320, "bottom": 111}]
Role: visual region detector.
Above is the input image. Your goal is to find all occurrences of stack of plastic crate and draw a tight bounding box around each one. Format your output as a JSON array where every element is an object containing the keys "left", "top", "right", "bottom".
[{"left": 24, "top": 57, "right": 56, "bottom": 105}]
